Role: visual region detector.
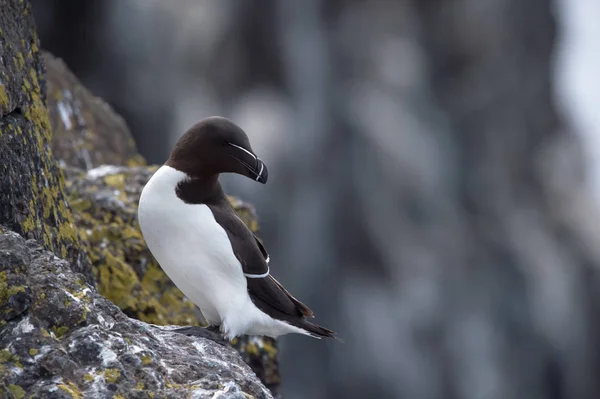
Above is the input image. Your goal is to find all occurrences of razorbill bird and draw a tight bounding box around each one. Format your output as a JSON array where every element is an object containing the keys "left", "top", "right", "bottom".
[{"left": 138, "top": 116, "right": 336, "bottom": 342}]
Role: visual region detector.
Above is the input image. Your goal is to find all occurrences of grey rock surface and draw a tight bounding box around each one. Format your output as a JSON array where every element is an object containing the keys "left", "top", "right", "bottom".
[
  {"left": 0, "top": 229, "right": 273, "bottom": 398},
  {"left": 44, "top": 51, "right": 146, "bottom": 170},
  {"left": 0, "top": 0, "right": 92, "bottom": 285}
]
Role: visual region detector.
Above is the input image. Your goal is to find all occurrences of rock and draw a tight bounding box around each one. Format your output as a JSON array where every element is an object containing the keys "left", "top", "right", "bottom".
[
  {"left": 0, "top": 0, "right": 92, "bottom": 284},
  {"left": 63, "top": 165, "right": 282, "bottom": 397},
  {"left": 43, "top": 51, "right": 146, "bottom": 170},
  {"left": 0, "top": 1, "right": 280, "bottom": 396},
  {"left": 0, "top": 229, "right": 273, "bottom": 398}
]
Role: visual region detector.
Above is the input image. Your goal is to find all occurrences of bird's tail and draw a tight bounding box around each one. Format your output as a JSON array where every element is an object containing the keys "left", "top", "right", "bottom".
[{"left": 298, "top": 319, "right": 341, "bottom": 341}]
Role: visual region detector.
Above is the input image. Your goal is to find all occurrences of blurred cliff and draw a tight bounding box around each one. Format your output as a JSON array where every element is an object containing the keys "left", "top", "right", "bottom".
[{"left": 30, "top": 1, "right": 600, "bottom": 398}]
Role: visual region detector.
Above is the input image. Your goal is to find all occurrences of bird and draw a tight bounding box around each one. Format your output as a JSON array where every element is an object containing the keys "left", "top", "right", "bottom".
[{"left": 137, "top": 116, "right": 336, "bottom": 343}]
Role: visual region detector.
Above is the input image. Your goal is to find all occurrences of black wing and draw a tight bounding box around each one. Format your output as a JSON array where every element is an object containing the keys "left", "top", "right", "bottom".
[
  {"left": 207, "top": 205, "right": 313, "bottom": 319},
  {"left": 253, "top": 233, "right": 270, "bottom": 263}
]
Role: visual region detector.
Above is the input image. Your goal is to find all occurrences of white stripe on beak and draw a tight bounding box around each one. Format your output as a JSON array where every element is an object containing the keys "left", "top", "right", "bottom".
[
  {"left": 228, "top": 143, "right": 257, "bottom": 161},
  {"left": 255, "top": 161, "right": 264, "bottom": 181}
]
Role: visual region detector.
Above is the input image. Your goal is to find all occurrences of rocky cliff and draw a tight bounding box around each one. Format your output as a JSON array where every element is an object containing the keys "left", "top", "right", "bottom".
[{"left": 1, "top": 0, "right": 280, "bottom": 397}]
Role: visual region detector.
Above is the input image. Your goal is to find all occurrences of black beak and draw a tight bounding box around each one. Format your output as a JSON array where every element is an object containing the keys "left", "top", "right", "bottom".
[
  {"left": 228, "top": 142, "right": 268, "bottom": 184},
  {"left": 254, "top": 159, "right": 268, "bottom": 184}
]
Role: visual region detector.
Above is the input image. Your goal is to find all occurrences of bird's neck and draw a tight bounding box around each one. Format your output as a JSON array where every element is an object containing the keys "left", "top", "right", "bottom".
[{"left": 174, "top": 173, "right": 228, "bottom": 206}]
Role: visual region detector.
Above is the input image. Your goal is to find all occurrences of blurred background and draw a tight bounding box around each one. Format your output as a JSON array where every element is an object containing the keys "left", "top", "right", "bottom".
[{"left": 29, "top": 1, "right": 600, "bottom": 398}]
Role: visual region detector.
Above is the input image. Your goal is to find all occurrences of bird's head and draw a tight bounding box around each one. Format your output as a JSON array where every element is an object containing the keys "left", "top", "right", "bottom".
[{"left": 166, "top": 116, "right": 268, "bottom": 184}]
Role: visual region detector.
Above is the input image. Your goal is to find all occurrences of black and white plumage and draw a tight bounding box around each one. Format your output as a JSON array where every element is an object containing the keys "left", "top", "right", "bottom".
[{"left": 138, "top": 116, "right": 335, "bottom": 340}]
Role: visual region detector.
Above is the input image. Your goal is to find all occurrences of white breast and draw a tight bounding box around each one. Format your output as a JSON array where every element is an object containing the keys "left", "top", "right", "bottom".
[
  {"left": 137, "top": 165, "right": 312, "bottom": 339},
  {"left": 137, "top": 166, "right": 246, "bottom": 325}
]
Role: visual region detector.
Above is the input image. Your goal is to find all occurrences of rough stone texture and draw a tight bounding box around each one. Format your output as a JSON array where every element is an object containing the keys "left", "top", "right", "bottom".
[
  {"left": 44, "top": 51, "right": 146, "bottom": 170},
  {"left": 0, "top": 0, "right": 92, "bottom": 284},
  {"left": 0, "top": 229, "right": 273, "bottom": 398},
  {"left": 0, "top": 1, "right": 281, "bottom": 397},
  {"left": 63, "top": 165, "right": 282, "bottom": 397}
]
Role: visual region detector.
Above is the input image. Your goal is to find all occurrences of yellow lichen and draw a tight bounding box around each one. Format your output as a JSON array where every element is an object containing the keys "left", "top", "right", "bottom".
[
  {"left": 21, "top": 213, "right": 36, "bottom": 232},
  {"left": 13, "top": 52, "right": 25, "bottom": 69},
  {"left": 8, "top": 385, "right": 25, "bottom": 399},
  {"left": 126, "top": 154, "right": 147, "bottom": 167},
  {"left": 58, "top": 382, "right": 82, "bottom": 399},
  {"left": 134, "top": 382, "right": 145, "bottom": 390},
  {"left": 0, "top": 349, "right": 12, "bottom": 362},
  {"left": 104, "top": 174, "right": 125, "bottom": 189},
  {"left": 0, "top": 84, "right": 8, "bottom": 108},
  {"left": 83, "top": 373, "right": 94, "bottom": 382},
  {"left": 103, "top": 368, "right": 120, "bottom": 384},
  {"left": 0, "top": 285, "right": 25, "bottom": 306},
  {"left": 261, "top": 341, "right": 278, "bottom": 357},
  {"left": 52, "top": 325, "right": 69, "bottom": 339},
  {"left": 245, "top": 343, "right": 259, "bottom": 356},
  {"left": 141, "top": 354, "right": 152, "bottom": 365},
  {"left": 28, "top": 348, "right": 39, "bottom": 356}
]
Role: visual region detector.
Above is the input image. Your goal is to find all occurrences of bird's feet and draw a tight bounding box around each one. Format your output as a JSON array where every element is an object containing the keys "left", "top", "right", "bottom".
[{"left": 172, "top": 325, "right": 229, "bottom": 346}]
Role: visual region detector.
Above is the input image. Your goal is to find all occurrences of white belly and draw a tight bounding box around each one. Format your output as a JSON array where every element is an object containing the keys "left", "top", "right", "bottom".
[
  {"left": 137, "top": 166, "right": 312, "bottom": 339},
  {"left": 137, "top": 166, "right": 246, "bottom": 325}
]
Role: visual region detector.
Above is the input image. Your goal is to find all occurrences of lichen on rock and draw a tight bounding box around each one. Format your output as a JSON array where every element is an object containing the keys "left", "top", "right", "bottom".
[
  {"left": 0, "top": 0, "right": 282, "bottom": 396},
  {"left": 63, "top": 165, "right": 200, "bottom": 327},
  {"left": 0, "top": 229, "right": 272, "bottom": 398},
  {"left": 63, "top": 165, "right": 282, "bottom": 396},
  {"left": 0, "top": 0, "right": 91, "bottom": 284}
]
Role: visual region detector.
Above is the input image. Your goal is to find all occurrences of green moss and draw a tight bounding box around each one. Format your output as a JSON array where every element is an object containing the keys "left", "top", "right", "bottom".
[
  {"left": 58, "top": 382, "right": 82, "bottom": 399},
  {"left": 7, "top": 385, "right": 25, "bottom": 399},
  {"left": 29, "top": 348, "right": 39, "bottom": 356},
  {"left": 134, "top": 382, "right": 144, "bottom": 390},
  {"left": 103, "top": 368, "right": 120, "bottom": 383},
  {"left": 113, "top": 395, "right": 126, "bottom": 399},
  {"left": 83, "top": 373, "right": 94, "bottom": 382}
]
